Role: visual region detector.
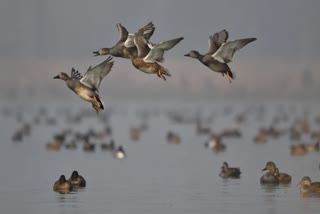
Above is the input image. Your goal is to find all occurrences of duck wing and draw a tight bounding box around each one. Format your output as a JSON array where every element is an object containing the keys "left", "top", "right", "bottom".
[
  {"left": 144, "top": 37, "right": 184, "bottom": 63},
  {"left": 80, "top": 56, "right": 114, "bottom": 90},
  {"left": 141, "top": 22, "right": 155, "bottom": 41},
  {"left": 207, "top": 30, "right": 229, "bottom": 55},
  {"left": 212, "top": 38, "right": 256, "bottom": 63},
  {"left": 134, "top": 28, "right": 151, "bottom": 58},
  {"left": 124, "top": 22, "right": 155, "bottom": 48},
  {"left": 70, "top": 68, "right": 83, "bottom": 80},
  {"left": 116, "top": 23, "right": 129, "bottom": 43}
]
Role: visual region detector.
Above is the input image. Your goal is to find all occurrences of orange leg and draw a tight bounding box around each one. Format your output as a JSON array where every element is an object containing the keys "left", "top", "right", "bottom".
[
  {"left": 226, "top": 72, "right": 232, "bottom": 83},
  {"left": 93, "top": 96, "right": 101, "bottom": 108},
  {"left": 157, "top": 70, "right": 166, "bottom": 81}
]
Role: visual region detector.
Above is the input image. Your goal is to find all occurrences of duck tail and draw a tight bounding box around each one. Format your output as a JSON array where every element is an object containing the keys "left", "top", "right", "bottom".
[
  {"left": 97, "top": 97, "right": 104, "bottom": 111},
  {"left": 93, "top": 96, "right": 104, "bottom": 113}
]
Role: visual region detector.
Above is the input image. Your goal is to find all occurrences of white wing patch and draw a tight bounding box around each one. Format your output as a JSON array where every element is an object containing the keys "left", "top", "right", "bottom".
[
  {"left": 124, "top": 34, "right": 135, "bottom": 48},
  {"left": 211, "top": 43, "right": 227, "bottom": 63}
]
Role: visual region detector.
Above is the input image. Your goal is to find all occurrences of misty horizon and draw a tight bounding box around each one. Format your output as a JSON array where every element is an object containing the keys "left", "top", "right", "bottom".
[{"left": 0, "top": 0, "right": 319, "bottom": 99}]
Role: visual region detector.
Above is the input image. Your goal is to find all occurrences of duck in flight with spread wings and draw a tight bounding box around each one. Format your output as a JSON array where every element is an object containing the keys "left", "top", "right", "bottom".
[
  {"left": 53, "top": 56, "right": 114, "bottom": 113},
  {"left": 184, "top": 30, "right": 256, "bottom": 83},
  {"left": 92, "top": 22, "right": 155, "bottom": 59},
  {"left": 124, "top": 26, "right": 183, "bottom": 80}
]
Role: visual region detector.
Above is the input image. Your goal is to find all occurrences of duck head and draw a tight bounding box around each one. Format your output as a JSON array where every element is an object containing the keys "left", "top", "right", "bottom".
[
  {"left": 221, "top": 162, "right": 229, "bottom": 171},
  {"left": 53, "top": 72, "right": 69, "bottom": 81},
  {"left": 262, "top": 161, "right": 276, "bottom": 173},
  {"left": 71, "top": 171, "right": 79, "bottom": 180},
  {"left": 184, "top": 50, "right": 200, "bottom": 58},
  {"left": 58, "top": 175, "right": 67, "bottom": 183},
  {"left": 93, "top": 48, "right": 111, "bottom": 56},
  {"left": 297, "top": 176, "right": 312, "bottom": 187}
]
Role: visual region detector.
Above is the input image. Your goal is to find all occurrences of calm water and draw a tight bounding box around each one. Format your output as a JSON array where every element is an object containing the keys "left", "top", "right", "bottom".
[{"left": 1, "top": 98, "right": 320, "bottom": 214}]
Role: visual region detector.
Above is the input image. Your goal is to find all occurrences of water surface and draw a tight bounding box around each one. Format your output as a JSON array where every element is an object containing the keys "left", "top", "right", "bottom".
[{"left": 1, "top": 98, "right": 320, "bottom": 214}]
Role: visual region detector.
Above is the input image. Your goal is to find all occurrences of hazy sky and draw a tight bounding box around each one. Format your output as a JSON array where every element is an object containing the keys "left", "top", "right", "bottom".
[
  {"left": 0, "top": 0, "right": 319, "bottom": 98},
  {"left": 1, "top": 0, "right": 319, "bottom": 60}
]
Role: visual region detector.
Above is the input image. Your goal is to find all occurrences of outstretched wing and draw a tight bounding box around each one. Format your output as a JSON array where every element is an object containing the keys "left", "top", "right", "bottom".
[
  {"left": 207, "top": 30, "right": 229, "bottom": 55},
  {"left": 80, "top": 56, "right": 114, "bottom": 90},
  {"left": 144, "top": 37, "right": 184, "bottom": 63},
  {"left": 212, "top": 38, "right": 256, "bottom": 63},
  {"left": 117, "top": 23, "right": 129, "bottom": 43},
  {"left": 70, "top": 68, "right": 83, "bottom": 80},
  {"left": 155, "top": 37, "right": 184, "bottom": 51},
  {"left": 141, "top": 22, "right": 155, "bottom": 41}
]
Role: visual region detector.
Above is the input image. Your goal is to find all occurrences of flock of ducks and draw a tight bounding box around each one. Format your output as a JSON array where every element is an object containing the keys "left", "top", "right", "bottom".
[
  {"left": 54, "top": 22, "right": 256, "bottom": 113},
  {"left": 6, "top": 102, "right": 320, "bottom": 195},
  {"left": 45, "top": 127, "right": 126, "bottom": 159},
  {"left": 220, "top": 161, "right": 320, "bottom": 194}
]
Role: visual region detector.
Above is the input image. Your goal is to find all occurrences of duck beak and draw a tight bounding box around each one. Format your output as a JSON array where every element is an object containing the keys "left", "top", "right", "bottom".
[
  {"left": 184, "top": 53, "right": 190, "bottom": 57},
  {"left": 261, "top": 167, "right": 267, "bottom": 171},
  {"left": 296, "top": 181, "right": 302, "bottom": 187},
  {"left": 53, "top": 75, "right": 59, "bottom": 79},
  {"left": 92, "top": 51, "right": 99, "bottom": 56}
]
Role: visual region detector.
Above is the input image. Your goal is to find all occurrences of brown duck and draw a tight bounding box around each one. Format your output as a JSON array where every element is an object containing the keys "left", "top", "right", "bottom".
[
  {"left": 127, "top": 27, "right": 183, "bottom": 80},
  {"left": 297, "top": 176, "right": 320, "bottom": 193}
]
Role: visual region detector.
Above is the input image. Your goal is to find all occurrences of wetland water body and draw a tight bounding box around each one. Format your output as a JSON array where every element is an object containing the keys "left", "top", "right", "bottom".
[{"left": 0, "top": 98, "right": 320, "bottom": 214}]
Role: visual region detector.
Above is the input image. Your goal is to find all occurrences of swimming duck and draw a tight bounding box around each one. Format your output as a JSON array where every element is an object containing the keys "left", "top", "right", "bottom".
[
  {"left": 113, "top": 146, "right": 126, "bottom": 159},
  {"left": 184, "top": 30, "right": 256, "bottom": 83},
  {"left": 260, "top": 161, "right": 279, "bottom": 184},
  {"left": 167, "top": 131, "right": 181, "bottom": 144},
  {"left": 130, "top": 125, "right": 144, "bottom": 141},
  {"left": 45, "top": 141, "right": 62, "bottom": 151},
  {"left": 273, "top": 167, "right": 291, "bottom": 184},
  {"left": 68, "top": 171, "right": 86, "bottom": 188},
  {"left": 303, "top": 142, "right": 319, "bottom": 152},
  {"left": 12, "top": 129, "right": 23, "bottom": 142},
  {"left": 205, "top": 134, "right": 226, "bottom": 152},
  {"left": 290, "top": 144, "right": 307, "bottom": 156},
  {"left": 127, "top": 27, "right": 183, "bottom": 80},
  {"left": 53, "top": 57, "right": 114, "bottom": 113},
  {"left": 65, "top": 140, "right": 77, "bottom": 150},
  {"left": 297, "top": 176, "right": 320, "bottom": 193},
  {"left": 53, "top": 175, "right": 72, "bottom": 193},
  {"left": 254, "top": 129, "right": 267, "bottom": 144},
  {"left": 219, "top": 162, "right": 241, "bottom": 178},
  {"left": 101, "top": 139, "right": 115, "bottom": 151},
  {"left": 83, "top": 141, "right": 95, "bottom": 152},
  {"left": 93, "top": 22, "right": 154, "bottom": 59},
  {"left": 220, "top": 128, "right": 242, "bottom": 138}
]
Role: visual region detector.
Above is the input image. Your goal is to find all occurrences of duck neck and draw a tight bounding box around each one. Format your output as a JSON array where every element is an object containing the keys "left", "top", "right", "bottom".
[{"left": 65, "top": 79, "right": 75, "bottom": 90}]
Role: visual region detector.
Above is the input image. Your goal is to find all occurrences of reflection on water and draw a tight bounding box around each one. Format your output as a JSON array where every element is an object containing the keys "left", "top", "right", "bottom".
[{"left": 1, "top": 98, "right": 320, "bottom": 214}]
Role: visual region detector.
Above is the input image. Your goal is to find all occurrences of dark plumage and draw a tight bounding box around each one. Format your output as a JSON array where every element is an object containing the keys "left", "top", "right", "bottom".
[
  {"left": 68, "top": 171, "right": 86, "bottom": 188},
  {"left": 219, "top": 162, "right": 241, "bottom": 178}
]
